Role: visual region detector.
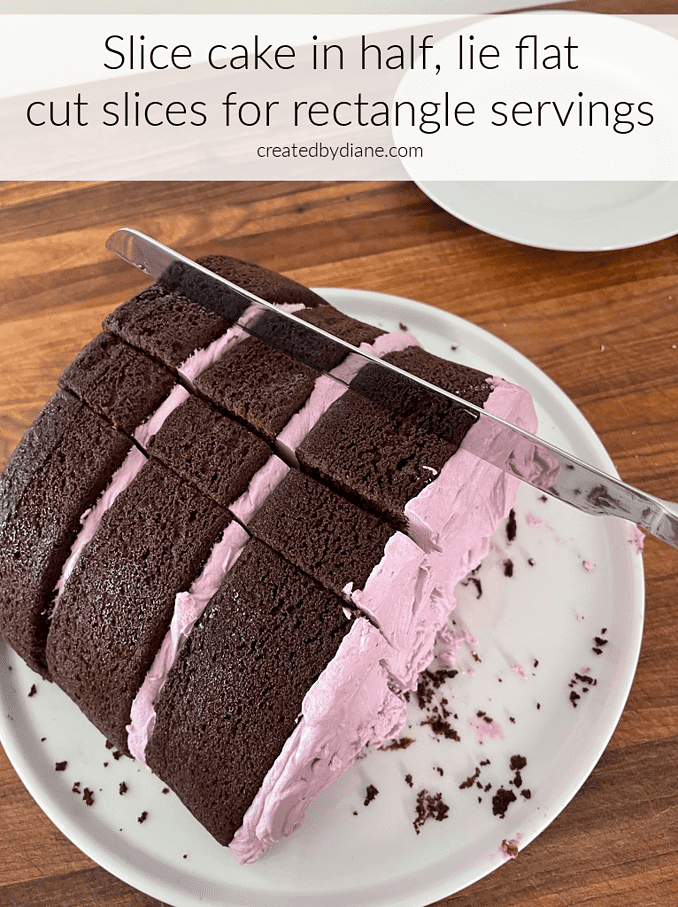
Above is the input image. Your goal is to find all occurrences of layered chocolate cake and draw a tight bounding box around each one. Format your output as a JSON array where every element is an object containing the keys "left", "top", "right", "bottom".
[
  {"left": 0, "top": 249, "right": 537, "bottom": 863},
  {"left": 0, "top": 390, "right": 131, "bottom": 677}
]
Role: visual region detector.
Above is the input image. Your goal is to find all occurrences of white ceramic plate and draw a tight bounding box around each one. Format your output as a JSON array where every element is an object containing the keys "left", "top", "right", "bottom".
[
  {"left": 0, "top": 288, "right": 644, "bottom": 907},
  {"left": 414, "top": 180, "right": 678, "bottom": 251}
]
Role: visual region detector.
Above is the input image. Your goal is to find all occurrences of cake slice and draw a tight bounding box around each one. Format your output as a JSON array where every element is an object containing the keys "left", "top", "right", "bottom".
[
  {"left": 245, "top": 468, "right": 449, "bottom": 692},
  {"left": 0, "top": 390, "right": 131, "bottom": 677},
  {"left": 142, "top": 538, "right": 405, "bottom": 861},
  {"left": 45, "top": 460, "right": 232, "bottom": 751},
  {"left": 296, "top": 345, "right": 538, "bottom": 597}
]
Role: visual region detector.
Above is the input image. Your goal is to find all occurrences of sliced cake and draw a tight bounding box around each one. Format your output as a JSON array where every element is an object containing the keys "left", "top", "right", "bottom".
[
  {"left": 142, "top": 538, "right": 405, "bottom": 861},
  {"left": 0, "top": 390, "right": 131, "bottom": 677},
  {"left": 45, "top": 459, "right": 232, "bottom": 752}
]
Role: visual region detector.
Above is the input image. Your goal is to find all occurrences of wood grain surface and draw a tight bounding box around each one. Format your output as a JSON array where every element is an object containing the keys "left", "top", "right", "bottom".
[{"left": 1, "top": 178, "right": 677, "bottom": 907}]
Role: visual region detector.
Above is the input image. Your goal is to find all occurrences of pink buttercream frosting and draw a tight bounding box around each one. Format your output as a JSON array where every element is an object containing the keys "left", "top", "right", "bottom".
[
  {"left": 127, "top": 520, "right": 250, "bottom": 762},
  {"left": 405, "top": 378, "right": 538, "bottom": 599},
  {"left": 229, "top": 618, "right": 406, "bottom": 863},
  {"left": 53, "top": 445, "right": 148, "bottom": 605},
  {"left": 343, "top": 532, "right": 451, "bottom": 692},
  {"left": 177, "top": 302, "right": 307, "bottom": 385},
  {"left": 54, "top": 380, "right": 195, "bottom": 607},
  {"left": 230, "top": 455, "right": 290, "bottom": 525},
  {"left": 276, "top": 330, "right": 420, "bottom": 465}
]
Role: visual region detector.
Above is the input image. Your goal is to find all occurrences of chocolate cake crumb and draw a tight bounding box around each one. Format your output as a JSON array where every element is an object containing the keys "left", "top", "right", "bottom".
[
  {"left": 537, "top": 702, "right": 541, "bottom": 710},
  {"left": 105, "top": 740, "right": 114, "bottom": 750},
  {"left": 28, "top": 684, "right": 37, "bottom": 697},
  {"left": 501, "top": 838, "right": 519, "bottom": 858},
  {"left": 162, "top": 787, "right": 169, "bottom": 794},
  {"left": 464, "top": 576, "right": 483, "bottom": 599},
  {"left": 83, "top": 788, "right": 94, "bottom": 806},
  {"left": 352, "top": 810, "right": 358, "bottom": 816},
  {"left": 415, "top": 668, "right": 458, "bottom": 710},
  {"left": 55, "top": 761, "right": 67, "bottom": 772},
  {"left": 528, "top": 557, "right": 536, "bottom": 566},
  {"left": 460, "top": 767, "right": 481, "bottom": 789},
  {"left": 503, "top": 559, "right": 514, "bottom": 578},
  {"left": 510, "top": 755, "right": 527, "bottom": 771},
  {"left": 119, "top": 782, "right": 128, "bottom": 795},
  {"left": 569, "top": 690, "right": 581, "bottom": 707},
  {"left": 435, "top": 766, "right": 444, "bottom": 776},
  {"left": 421, "top": 715, "right": 460, "bottom": 741},
  {"left": 413, "top": 790, "right": 449, "bottom": 835},
  {"left": 364, "top": 784, "right": 379, "bottom": 806},
  {"left": 506, "top": 509, "right": 517, "bottom": 542},
  {"left": 399, "top": 322, "right": 409, "bottom": 331},
  {"left": 137, "top": 811, "right": 148, "bottom": 824},
  {"left": 521, "top": 789, "right": 532, "bottom": 799},
  {"left": 592, "top": 634, "right": 608, "bottom": 655},
  {"left": 492, "top": 787, "right": 516, "bottom": 818},
  {"left": 41, "top": 737, "right": 46, "bottom": 742},
  {"left": 72, "top": 782, "right": 81, "bottom": 794},
  {"left": 380, "top": 736, "right": 415, "bottom": 751},
  {"left": 540, "top": 495, "right": 548, "bottom": 503},
  {"left": 112, "top": 749, "right": 124, "bottom": 760},
  {"left": 533, "top": 659, "right": 539, "bottom": 668},
  {"left": 405, "top": 774, "right": 413, "bottom": 788}
]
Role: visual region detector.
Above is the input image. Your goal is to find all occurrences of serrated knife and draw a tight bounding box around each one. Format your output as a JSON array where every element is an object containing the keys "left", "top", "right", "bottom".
[{"left": 106, "top": 227, "right": 678, "bottom": 549}]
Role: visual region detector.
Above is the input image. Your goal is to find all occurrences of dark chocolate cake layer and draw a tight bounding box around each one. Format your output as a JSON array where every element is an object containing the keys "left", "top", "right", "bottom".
[
  {"left": 159, "top": 254, "right": 327, "bottom": 314},
  {"left": 0, "top": 390, "right": 131, "bottom": 677},
  {"left": 59, "top": 332, "right": 176, "bottom": 435},
  {"left": 103, "top": 283, "right": 233, "bottom": 371},
  {"left": 297, "top": 347, "right": 493, "bottom": 532},
  {"left": 145, "top": 539, "right": 352, "bottom": 847},
  {"left": 146, "top": 395, "right": 271, "bottom": 509},
  {"left": 247, "top": 305, "right": 384, "bottom": 373},
  {"left": 194, "top": 337, "right": 320, "bottom": 443},
  {"left": 46, "top": 460, "right": 230, "bottom": 751},
  {"left": 247, "top": 469, "right": 395, "bottom": 598}
]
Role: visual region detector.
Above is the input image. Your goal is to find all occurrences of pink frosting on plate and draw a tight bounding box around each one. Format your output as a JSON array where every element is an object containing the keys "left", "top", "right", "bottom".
[
  {"left": 127, "top": 520, "right": 250, "bottom": 762},
  {"left": 229, "top": 618, "right": 406, "bottom": 863}
]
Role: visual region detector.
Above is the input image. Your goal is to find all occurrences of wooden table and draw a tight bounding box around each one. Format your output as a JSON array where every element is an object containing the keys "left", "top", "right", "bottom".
[{"left": 1, "top": 178, "right": 677, "bottom": 906}]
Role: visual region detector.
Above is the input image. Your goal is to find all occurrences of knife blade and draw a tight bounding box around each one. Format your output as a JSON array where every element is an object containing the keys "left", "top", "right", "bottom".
[{"left": 105, "top": 227, "right": 678, "bottom": 549}]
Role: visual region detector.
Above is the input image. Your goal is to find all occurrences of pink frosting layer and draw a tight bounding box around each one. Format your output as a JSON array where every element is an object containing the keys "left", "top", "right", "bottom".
[
  {"left": 405, "top": 377, "right": 538, "bottom": 598},
  {"left": 53, "top": 445, "right": 148, "bottom": 605},
  {"left": 177, "top": 302, "right": 307, "bottom": 385},
  {"left": 127, "top": 521, "right": 250, "bottom": 762},
  {"left": 343, "top": 532, "right": 451, "bottom": 692},
  {"left": 232, "top": 331, "right": 421, "bottom": 525},
  {"left": 54, "top": 382, "right": 193, "bottom": 608},
  {"left": 276, "top": 330, "right": 421, "bottom": 465},
  {"left": 229, "top": 618, "right": 406, "bottom": 863}
]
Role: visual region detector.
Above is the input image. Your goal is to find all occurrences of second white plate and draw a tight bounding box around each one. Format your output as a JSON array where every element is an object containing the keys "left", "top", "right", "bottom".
[{"left": 415, "top": 180, "right": 678, "bottom": 251}]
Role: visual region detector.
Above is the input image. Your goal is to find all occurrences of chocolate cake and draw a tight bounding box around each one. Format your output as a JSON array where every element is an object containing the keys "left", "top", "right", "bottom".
[
  {"left": 58, "top": 332, "right": 176, "bottom": 437},
  {"left": 0, "top": 247, "right": 538, "bottom": 863},
  {"left": 296, "top": 345, "right": 495, "bottom": 533},
  {"left": 46, "top": 460, "right": 231, "bottom": 752},
  {"left": 0, "top": 390, "right": 131, "bottom": 676},
  {"left": 145, "top": 395, "right": 271, "bottom": 510},
  {"left": 140, "top": 538, "right": 403, "bottom": 859},
  {"left": 245, "top": 468, "right": 449, "bottom": 691}
]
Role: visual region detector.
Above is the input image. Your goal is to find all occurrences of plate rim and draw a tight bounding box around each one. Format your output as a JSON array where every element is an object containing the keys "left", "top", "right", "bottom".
[{"left": 413, "top": 179, "right": 678, "bottom": 252}]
